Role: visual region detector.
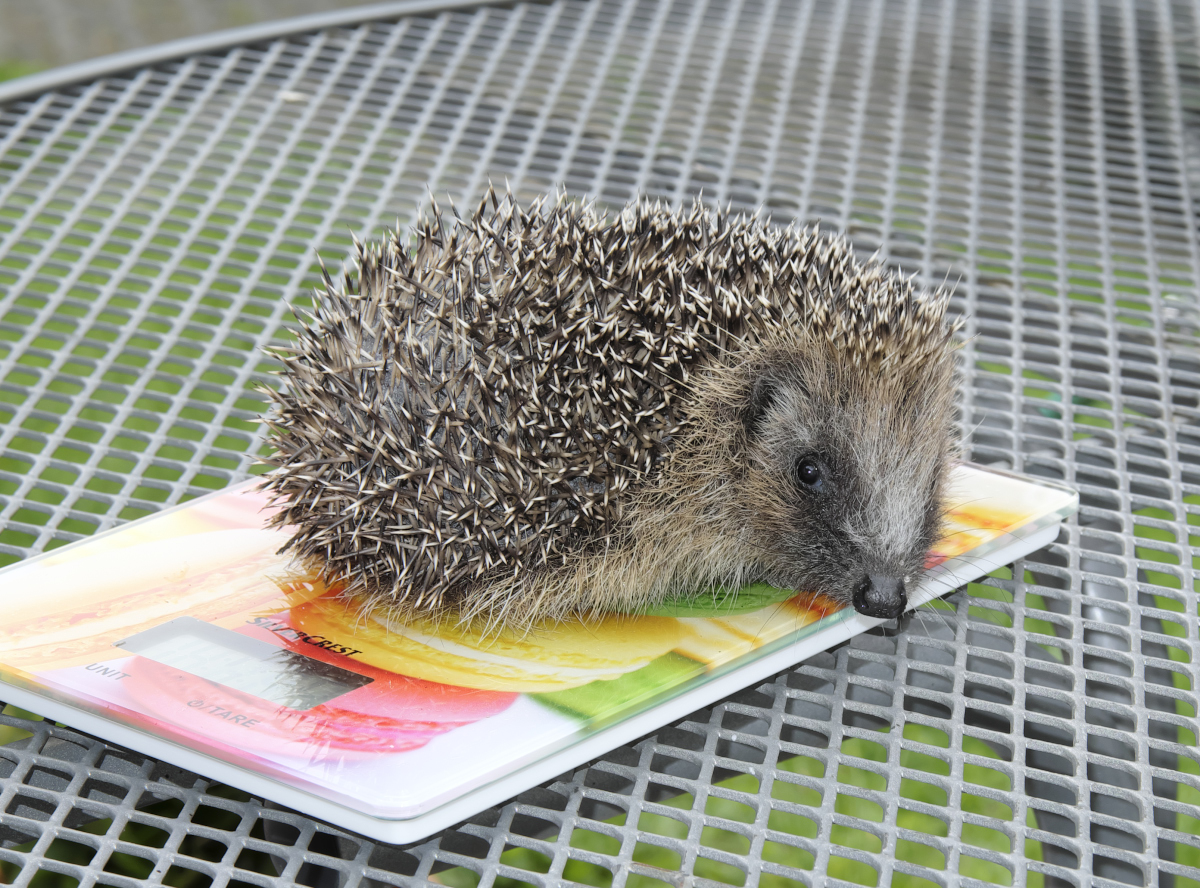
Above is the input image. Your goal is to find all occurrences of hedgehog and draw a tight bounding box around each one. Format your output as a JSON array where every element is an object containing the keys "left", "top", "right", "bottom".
[{"left": 260, "top": 189, "right": 960, "bottom": 633}]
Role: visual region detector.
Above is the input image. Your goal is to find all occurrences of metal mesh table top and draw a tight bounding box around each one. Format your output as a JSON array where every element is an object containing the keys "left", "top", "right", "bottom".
[{"left": 1, "top": 0, "right": 1199, "bottom": 885}]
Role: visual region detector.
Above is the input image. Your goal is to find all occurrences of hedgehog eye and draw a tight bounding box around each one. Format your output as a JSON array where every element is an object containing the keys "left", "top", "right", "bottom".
[{"left": 793, "top": 456, "right": 824, "bottom": 491}]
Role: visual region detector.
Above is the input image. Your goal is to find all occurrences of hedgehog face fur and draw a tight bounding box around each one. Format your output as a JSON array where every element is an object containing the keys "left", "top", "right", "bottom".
[
  {"left": 262, "top": 190, "right": 960, "bottom": 631},
  {"left": 707, "top": 339, "right": 954, "bottom": 617}
]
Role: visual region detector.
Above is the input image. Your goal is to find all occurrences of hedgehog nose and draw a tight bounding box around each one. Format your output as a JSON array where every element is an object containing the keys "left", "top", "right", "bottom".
[{"left": 852, "top": 574, "right": 907, "bottom": 620}]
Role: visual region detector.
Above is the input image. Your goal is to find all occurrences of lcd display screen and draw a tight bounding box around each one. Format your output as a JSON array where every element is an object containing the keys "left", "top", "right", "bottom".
[{"left": 115, "top": 617, "right": 372, "bottom": 710}]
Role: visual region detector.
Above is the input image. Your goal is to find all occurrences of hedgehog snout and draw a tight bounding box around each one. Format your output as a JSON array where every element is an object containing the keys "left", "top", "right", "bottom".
[{"left": 852, "top": 573, "right": 907, "bottom": 621}]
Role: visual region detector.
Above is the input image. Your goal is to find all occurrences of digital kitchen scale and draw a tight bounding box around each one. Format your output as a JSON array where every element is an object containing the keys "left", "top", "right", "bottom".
[{"left": 0, "top": 463, "right": 1077, "bottom": 843}]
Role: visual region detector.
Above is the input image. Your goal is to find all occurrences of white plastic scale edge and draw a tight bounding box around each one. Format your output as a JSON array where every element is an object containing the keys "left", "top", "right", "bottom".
[{"left": 0, "top": 493, "right": 1070, "bottom": 844}]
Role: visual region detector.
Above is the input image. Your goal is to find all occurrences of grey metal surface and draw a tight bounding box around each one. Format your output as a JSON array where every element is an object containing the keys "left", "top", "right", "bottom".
[
  {"left": 0, "top": 0, "right": 406, "bottom": 76},
  {"left": 1, "top": 0, "right": 1198, "bottom": 885},
  {"left": 0, "top": 0, "right": 502, "bottom": 106}
]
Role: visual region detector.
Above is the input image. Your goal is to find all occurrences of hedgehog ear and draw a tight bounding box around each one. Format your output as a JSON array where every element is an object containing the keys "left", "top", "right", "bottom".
[{"left": 742, "top": 376, "right": 777, "bottom": 436}]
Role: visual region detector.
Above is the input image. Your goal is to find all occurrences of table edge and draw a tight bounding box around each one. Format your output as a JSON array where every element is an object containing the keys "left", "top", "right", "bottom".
[{"left": 0, "top": 0, "right": 518, "bottom": 106}]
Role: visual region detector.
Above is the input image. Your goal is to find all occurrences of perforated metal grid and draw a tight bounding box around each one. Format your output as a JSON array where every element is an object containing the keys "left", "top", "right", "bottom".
[{"left": 1, "top": 0, "right": 1199, "bottom": 885}]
